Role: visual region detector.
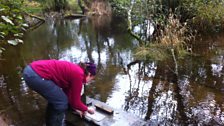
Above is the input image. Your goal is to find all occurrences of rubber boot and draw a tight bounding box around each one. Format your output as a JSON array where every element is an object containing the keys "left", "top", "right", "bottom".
[{"left": 45, "top": 104, "right": 66, "bottom": 126}]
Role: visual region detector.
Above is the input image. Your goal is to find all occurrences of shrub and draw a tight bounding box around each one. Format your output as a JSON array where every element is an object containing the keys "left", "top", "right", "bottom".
[
  {"left": 135, "top": 14, "right": 193, "bottom": 61},
  {"left": 181, "top": 0, "right": 224, "bottom": 32}
]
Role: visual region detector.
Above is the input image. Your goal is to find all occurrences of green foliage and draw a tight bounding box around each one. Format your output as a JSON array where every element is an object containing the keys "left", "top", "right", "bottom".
[
  {"left": 25, "top": 7, "right": 42, "bottom": 14},
  {"left": 23, "top": 0, "right": 42, "bottom": 14},
  {"left": 66, "top": 0, "right": 81, "bottom": 12},
  {"left": 38, "top": 0, "right": 68, "bottom": 12},
  {"left": 109, "top": 0, "right": 191, "bottom": 61},
  {"left": 110, "top": 0, "right": 224, "bottom": 62},
  {"left": 181, "top": 0, "right": 224, "bottom": 32},
  {"left": 134, "top": 44, "right": 168, "bottom": 61},
  {"left": 135, "top": 14, "right": 193, "bottom": 61},
  {"left": 108, "top": 0, "right": 130, "bottom": 17},
  {"left": 0, "top": 0, "right": 28, "bottom": 54}
]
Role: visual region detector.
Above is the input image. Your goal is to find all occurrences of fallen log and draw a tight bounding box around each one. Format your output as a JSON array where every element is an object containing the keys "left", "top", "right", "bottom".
[
  {"left": 64, "top": 14, "right": 86, "bottom": 19},
  {"left": 24, "top": 12, "right": 45, "bottom": 22}
]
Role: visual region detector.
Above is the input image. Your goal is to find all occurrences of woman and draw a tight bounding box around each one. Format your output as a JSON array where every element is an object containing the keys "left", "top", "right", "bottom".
[{"left": 22, "top": 59, "right": 96, "bottom": 126}]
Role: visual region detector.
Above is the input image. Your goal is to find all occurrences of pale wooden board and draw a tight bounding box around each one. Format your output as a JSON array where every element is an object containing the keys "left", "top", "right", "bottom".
[{"left": 85, "top": 111, "right": 106, "bottom": 122}]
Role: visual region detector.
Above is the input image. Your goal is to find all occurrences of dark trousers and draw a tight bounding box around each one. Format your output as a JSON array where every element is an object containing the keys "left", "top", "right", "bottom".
[{"left": 23, "top": 65, "right": 68, "bottom": 126}]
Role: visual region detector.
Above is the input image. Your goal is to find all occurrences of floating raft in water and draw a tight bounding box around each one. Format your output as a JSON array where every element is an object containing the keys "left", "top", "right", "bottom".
[{"left": 68, "top": 97, "right": 147, "bottom": 126}]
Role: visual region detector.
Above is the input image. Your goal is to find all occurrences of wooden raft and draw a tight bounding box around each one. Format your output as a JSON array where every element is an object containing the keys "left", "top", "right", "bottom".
[{"left": 67, "top": 97, "right": 147, "bottom": 126}]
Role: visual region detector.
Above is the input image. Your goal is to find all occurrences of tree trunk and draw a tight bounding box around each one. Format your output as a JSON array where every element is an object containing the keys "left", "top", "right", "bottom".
[
  {"left": 77, "top": 0, "right": 111, "bottom": 15},
  {"left": 78, "top": 0, "right": 86, "bottom": 14}
]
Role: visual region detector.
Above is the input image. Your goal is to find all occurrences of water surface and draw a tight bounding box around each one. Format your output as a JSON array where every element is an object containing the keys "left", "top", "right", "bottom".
[{"left": 0, "top": 16, "right": 223, "bottom": 125}]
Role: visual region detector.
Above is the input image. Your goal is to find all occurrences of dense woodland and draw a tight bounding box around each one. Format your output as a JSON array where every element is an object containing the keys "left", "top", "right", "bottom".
[{"left": 1, "top": 0, "right": 224, "bottom": 59}]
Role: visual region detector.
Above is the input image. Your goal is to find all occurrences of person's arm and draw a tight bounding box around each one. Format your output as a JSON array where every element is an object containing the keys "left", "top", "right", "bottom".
[
  {"left": 68, "top": 75, "right": 88, "bottom": 112},
  {"left": 66, "top": 64, "right": 94, "bottom": 117},
  {"left": 68, "top": 76, "right": 94, "bottom": 117}
]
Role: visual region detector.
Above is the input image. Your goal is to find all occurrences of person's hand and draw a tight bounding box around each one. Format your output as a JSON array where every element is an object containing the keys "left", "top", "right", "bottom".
[
  {"left": 87, "top": 107, "right": 95, "bottom": 114},
  {"left": 75, "top": 109, "right": 85, "bottom": 118}
]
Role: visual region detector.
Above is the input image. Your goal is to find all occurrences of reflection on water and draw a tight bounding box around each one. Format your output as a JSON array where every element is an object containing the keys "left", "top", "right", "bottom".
[{"left": 0, "top": 16, "right": 223, "bottom": 125}]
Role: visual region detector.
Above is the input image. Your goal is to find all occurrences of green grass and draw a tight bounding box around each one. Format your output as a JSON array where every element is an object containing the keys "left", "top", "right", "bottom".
[
  {"left": 25, "top": 6, "right": 43, "bottom": 14},
  {"left": 23, "top": 0, "right": 43, "bottom": 14},
  {"left": 67, "top": 0, "right": 82, "bottom": 12}
]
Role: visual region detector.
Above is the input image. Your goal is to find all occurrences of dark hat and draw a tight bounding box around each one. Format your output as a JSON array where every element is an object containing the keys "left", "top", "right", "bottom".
[{"left": 86, "top": 62, "right": 97, "bottom": 76}]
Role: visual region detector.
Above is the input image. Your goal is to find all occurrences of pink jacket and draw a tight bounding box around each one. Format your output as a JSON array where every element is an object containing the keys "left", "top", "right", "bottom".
[{"left": 30, "top": 60, "right": 88, "bottom": 112}]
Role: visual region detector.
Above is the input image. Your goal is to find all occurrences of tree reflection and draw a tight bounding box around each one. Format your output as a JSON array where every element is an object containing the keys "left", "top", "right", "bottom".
[
  {"left": 0, "top": 55, "right": 46, "bottom": 125},
  {"left": 125, "top": 61, "right": 152, "bottom": 118},
  {"left": 0, "top": 13, "right": 223, "bottom": 125},
  {"left": 125, "top": 49, "right": 224, "bottom": 125}
]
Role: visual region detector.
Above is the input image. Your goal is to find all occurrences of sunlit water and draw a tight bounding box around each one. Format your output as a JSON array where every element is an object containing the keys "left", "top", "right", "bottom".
[{"left": 0, "top": 17, "right": 223, "bottom": 126}]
